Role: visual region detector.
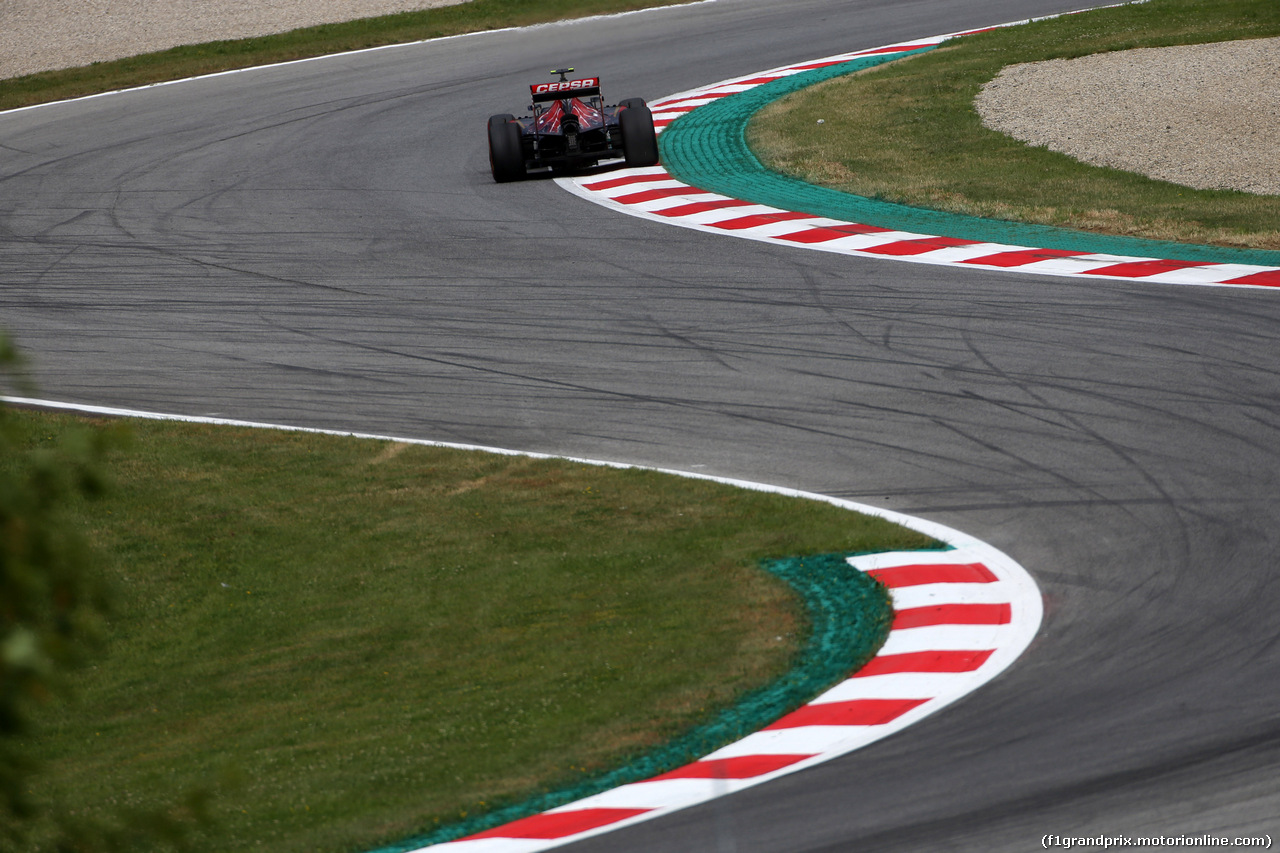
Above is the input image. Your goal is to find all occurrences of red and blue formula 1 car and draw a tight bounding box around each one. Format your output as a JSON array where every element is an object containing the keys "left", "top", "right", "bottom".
[{"left": 487, "top": 68, "right": 659, "bottom": 182}]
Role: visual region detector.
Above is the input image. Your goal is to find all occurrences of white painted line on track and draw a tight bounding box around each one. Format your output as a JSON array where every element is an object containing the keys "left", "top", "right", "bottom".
[
  {"left": 0, "top": 0, "right": 718, "bottom": 117},
  {"left": 6, "top": 395, "right": 1042, "bottom": 851}
]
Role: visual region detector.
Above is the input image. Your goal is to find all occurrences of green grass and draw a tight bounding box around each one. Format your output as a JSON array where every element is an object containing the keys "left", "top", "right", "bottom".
[
  {"left": 11, "top": 411, "right": 931, "bottom": 853},
  {"left": 749, "top": 0, "right": 1280, "bottom": 249},
  {"left": 0, "top": 0, "right": 685, "bottom": 112}
]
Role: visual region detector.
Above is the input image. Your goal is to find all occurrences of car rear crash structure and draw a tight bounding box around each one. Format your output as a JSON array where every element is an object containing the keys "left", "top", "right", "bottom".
[{"left": 487, "top": 68, "right": 659, "bottom": 182}]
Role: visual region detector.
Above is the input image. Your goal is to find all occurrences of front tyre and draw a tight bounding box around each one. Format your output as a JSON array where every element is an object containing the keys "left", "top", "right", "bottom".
[
  {"left": 488, "top": 114, "right": 526, "bottom": 182},
  {"left": 619, "top": 100, "right": 659, "bottom": 168}
]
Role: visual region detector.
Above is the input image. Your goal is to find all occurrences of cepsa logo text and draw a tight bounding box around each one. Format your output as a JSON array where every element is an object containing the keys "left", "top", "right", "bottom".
[{"left": 531, "top": 78, "right": 600, "bottom": 95}]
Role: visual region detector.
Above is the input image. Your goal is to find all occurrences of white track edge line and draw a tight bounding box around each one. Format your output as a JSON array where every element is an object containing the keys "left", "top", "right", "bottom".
[{"left": 0, "top": 0, "right": 718, "bottom": 117}]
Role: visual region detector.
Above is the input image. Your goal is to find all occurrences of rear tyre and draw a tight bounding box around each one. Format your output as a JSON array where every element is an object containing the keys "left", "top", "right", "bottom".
[
  {"left": 488, "top": 114, "right": 526, "bottom": 182},
  {"left": 619, "top": 100, "right": 659, "bottom": 168}
]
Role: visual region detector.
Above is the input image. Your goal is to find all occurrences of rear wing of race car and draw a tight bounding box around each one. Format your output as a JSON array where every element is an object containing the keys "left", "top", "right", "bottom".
[{"left": 530, "top": 77, "right": 601, "bottom": 102}]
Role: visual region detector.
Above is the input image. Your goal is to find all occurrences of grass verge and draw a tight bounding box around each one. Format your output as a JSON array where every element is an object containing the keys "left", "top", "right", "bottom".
[
  {"left": 0, "top": 0, "right": 686, "bottom": 112},
  {"left": 11, "top": 410, "right": 931, "bottom": 853},
  {"left": 749, "top": 0, "right": 1280, "bottom": 250}
]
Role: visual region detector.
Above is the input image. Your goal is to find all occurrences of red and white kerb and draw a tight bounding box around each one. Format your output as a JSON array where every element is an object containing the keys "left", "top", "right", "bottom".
[
  {"left": 417, "top": 544, "right": 1040, "bottom": 852},
  {"left": 559, "top": 35, "right": 1280, "bottom": 290},
  {"left": 1, "top": 400, "right": 1043, "bottom": 853}
]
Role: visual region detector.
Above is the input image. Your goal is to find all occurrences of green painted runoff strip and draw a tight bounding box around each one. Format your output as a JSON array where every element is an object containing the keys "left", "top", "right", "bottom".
[
  {"left": 658, "top": 48, "right": 1280, "bottom": 268},
  {"left": 369, "top": 549, "right": 905, "bottom": 850}
]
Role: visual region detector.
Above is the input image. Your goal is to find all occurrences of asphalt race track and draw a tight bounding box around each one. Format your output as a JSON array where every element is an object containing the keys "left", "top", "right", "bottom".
[{"left": 5, "top": 1, "right": 1280, "bottom": 850}]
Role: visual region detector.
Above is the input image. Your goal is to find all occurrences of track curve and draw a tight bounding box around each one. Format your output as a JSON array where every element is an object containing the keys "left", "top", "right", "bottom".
[{"left": 5, "top": 1, "right": 1280, "bottom": 851}]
